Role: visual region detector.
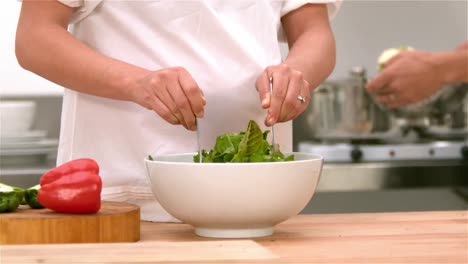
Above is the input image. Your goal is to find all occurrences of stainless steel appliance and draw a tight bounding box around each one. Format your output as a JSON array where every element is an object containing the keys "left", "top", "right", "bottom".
[
  {"left": 299, "top": 141, "right": 467, "bottom": 163},
  {"left": 294, "top": 66, "right": 468, "bottom": 213},
  {"left": 300, "top": 67, "right": 393, "bottom": 141},
  {"left": 296, "top": 66, "right": 468, "bottom": 144}
]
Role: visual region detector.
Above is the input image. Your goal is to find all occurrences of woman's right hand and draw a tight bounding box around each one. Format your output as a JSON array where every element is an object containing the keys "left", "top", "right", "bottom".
[
  {"left": 16, "top": 1, "right": 204, "bottom": 131},
  {"left": 131, "top": 67, "right": 205, "bottom": 131}
]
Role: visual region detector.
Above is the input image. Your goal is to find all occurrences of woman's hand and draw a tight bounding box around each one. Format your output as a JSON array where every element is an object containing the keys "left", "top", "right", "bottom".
[
  {"left": 256, "top": 64, "right": 311, "bottom": 126},
  {"left": 131, "top": 67, "right": 205, "bottom": 131},
  {"left": 366, "top": 51, "right": 448, "bottom": 108},
  {"left": 254, "top": 3, "right": 336, "bottom": 127},
  {"left": 16, "top": 1, "right": 206, "bottom": 131}
]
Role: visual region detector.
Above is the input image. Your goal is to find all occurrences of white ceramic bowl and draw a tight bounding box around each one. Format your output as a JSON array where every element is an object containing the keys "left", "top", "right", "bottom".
[
  {"left": 0, "top": 100, "right": 37, "bottom": 136},
  {"left": 145, "top": 152, "right": 323, "bottom": 238}
]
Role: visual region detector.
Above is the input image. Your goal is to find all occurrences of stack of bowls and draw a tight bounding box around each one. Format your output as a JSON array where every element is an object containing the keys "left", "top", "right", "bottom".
[
  {"left": 0, "top": 100, "right": 37, "bottom": 135},
  {"left": 0, "top": 100, "right": 58, "bottom": 166}
]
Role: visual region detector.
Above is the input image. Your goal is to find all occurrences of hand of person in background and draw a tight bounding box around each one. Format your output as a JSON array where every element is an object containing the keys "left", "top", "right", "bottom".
[
  {"left": 366, "top": 50, "right": 446, "bottom": 108},
  {"left": 455, "top": 41, "right": 468, "bottom": 51},
  {"left": 366, "top": 42, "right": 468, "bottom": 109},
  {"left": 255, "top": 64, "right": 311, "bottom": 126},
  {"left": 132, "top": 67, "right": 205, "bottom": 131}
]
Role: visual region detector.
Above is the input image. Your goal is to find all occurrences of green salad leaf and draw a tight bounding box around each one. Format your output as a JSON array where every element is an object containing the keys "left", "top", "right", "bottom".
[{"left": 193, "top": 120, "right": 294, "bottom": 163}]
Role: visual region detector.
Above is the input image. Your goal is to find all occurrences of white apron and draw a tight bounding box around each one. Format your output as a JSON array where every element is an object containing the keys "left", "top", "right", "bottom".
[{"left": 57, "top": 0, "right": 340, "bottom": 221}]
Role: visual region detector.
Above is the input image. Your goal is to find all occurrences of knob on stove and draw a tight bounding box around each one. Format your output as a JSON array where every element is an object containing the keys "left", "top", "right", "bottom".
[
  {"left": 350, "top": 148, "right": 363, "bottom": 162},
  {"left": 461, "top": 145, "right": 468, "bottom": 160}
]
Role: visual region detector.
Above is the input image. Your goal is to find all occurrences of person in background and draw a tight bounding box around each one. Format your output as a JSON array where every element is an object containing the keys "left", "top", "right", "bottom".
[
  {"left": 15, "top": 0, "right": 340, "bottom": 221},
  {"left": 366, "top": 41, "right": 468, "bottom": 109}
]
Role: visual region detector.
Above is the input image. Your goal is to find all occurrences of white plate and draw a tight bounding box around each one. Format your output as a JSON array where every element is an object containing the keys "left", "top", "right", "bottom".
[
  {"left": 0, "top": 153, "right": 51, "bottom": 167},
  {"left": 0, "top": 147, "right": 57, "bottom": 156},
  {"left": 0, "top": 139, "right": 59, "bottom": 150},
  {"left": 0, "top": 130, "right": 48, "bottom": 143}
]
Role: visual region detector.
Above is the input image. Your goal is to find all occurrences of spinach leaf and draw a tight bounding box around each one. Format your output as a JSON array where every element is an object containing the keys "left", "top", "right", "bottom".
[
  {"left": 193, "top": 120, "right": 294, "bottom": 163},
  {"left": 231, "top": 120, "right": 264, "bottom": 162}
]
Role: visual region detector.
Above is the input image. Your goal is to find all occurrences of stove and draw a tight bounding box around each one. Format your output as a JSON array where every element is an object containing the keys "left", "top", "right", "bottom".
[{"left": 298, "top": 140, "right": 468, "bottom": 163}]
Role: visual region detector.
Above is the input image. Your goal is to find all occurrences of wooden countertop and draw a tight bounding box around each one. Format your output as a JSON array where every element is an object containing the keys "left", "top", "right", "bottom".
[{"left": 2, "top": 210, "right": 467, "bottom": 263}]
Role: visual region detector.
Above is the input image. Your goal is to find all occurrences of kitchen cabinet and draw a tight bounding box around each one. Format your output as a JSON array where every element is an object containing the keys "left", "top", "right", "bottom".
[{"left": 1, "top": 210, "right": 466, "bottom": 263}]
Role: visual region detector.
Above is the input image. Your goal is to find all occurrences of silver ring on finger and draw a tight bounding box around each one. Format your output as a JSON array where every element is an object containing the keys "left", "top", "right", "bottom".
[{"left": 297, "top": 95, "right": 306, "bottom": 104}]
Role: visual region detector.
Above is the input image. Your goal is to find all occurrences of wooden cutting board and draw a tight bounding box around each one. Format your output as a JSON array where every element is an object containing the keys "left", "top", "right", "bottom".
[{"left": 0, "top": 201, "right": 140, "bottom": 245}]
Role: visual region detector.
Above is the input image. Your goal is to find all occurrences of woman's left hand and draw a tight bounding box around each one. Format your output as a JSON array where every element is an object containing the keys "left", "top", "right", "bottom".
[{"left": 256, "top": 63, "right": 311, "bottom": 126}]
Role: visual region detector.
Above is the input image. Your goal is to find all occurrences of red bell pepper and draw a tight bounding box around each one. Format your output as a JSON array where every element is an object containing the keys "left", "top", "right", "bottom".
[{"left": 38, "top": 158, "right": 102, "bottom": 214}]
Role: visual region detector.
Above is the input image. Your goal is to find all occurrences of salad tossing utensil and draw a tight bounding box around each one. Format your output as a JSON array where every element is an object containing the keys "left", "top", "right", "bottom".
[
  {"left": 196, "top": 118, "right": 202, "bottom": 163},
  {"left": 269, "top": 77, "right": 277, "bottom": 152}
]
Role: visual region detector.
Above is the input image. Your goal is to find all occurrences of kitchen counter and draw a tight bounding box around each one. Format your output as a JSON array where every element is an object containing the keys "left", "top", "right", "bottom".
[{"left": 1, "top": 210, "right": 466, "bottom": 263}]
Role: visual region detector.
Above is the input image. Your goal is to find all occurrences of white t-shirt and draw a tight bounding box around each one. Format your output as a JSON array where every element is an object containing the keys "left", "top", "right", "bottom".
[{"left": 56, "top": 0, "right": 341, "bottom": 221}]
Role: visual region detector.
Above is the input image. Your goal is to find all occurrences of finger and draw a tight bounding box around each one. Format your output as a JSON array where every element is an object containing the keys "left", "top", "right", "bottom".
[
  {"left": 389, "top": 93, "right": 413, "bottom": 109},
  {"left": 266, "top": 67, "right": 290, "bottom": 126},
  {"left": 177, "top": 67, "right": 205, "bottom": 118},
  {"left": 149, "top": 95, "right": 180, "bottom": 125},
  {"left": 152, "top": 84, "right": 184, "bottom": 125},
  {"left": 376, "top": 94, "right": 401, "bottom": 109},
  {"left": 373, "top": 85, "right": 394, "bottom": 95},
  {"left": 286, "top": 80, "right": 311, "bottom": 121},
  {"left": 200, "top": 89, "right": 207, "bottom": 106},
  {"left": 383, "top": 51, "right": 405, "bottom": 68},
  {"left": 387, "top": 99, "right": 402, "bottom": 109},
  {"left": 386, "top": 100, "right": 400, "bottom": 109},
  {"left": 366, "top": 70, "right": 393, "bottom": 94},
  {"left": 456, "top": 41, "right": 468, "bottom": 50},
  {"left": 255, "top": 71, "right": 271, "bottom": 109},
  {"left": 375, "top": 94, "right": 389, "bottom": 106},
  {"left": 278, "top": 71, "right": 303, "bottom": 122},
  {"left": 167, "top": 78, "right": 197, "bottom": 131},
  {"left": 140, "top": 76, "right": 180, "bottom": 126}
]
